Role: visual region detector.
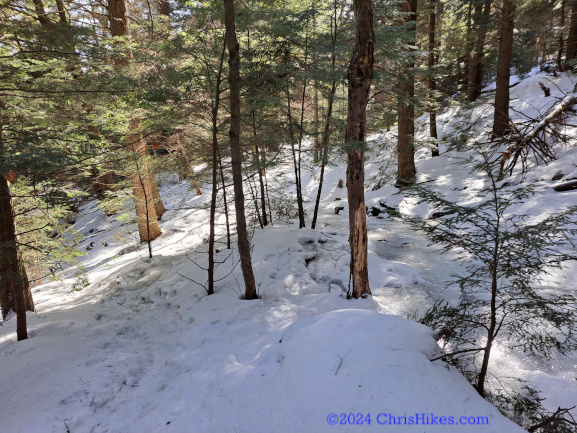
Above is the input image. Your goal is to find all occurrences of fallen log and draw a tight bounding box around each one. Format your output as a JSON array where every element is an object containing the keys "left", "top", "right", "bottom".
[
  {"left": 497, "top": 93, "right": 577, "bottom": 177},
  {"left": 554, "top": 179, "right": 577, "bottom": 192}
]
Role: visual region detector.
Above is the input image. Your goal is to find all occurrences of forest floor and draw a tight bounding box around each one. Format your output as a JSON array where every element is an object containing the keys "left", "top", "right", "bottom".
[{"left": 1, "top": 68, "right": 576, "bottom": 432}]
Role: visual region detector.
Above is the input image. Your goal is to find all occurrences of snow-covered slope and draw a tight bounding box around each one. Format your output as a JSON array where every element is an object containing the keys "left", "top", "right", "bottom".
[{"left": 2, "top": 68, "right": 577, "bottom": 432}]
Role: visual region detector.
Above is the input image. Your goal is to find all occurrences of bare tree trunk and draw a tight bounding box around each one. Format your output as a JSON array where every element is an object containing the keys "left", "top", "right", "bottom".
[
  {"left": 32, "top": 0, "right": 52, "bottom": 30},
  {"left": 346, "top": 0, "right": 374, "bottom": 299},
  {"left": 208, "top": 42, "right": 226, "bottom": 296},
  {"left": 157, "top": 0, "right": 170, "bottom": 16},
  {"left": 492, "top": 0, "right": 516, "bottom": 138},
  {"left": 467, "top": 0, "right": 492, "bottom": 102},
  {"left": 428, "top": 0, "right": 439, "bottom": 156},
  {"left": 314, "top": 82, "right": 320, "bottom": 163},
  {"left": 224, "top": 0, "right": 257, "bottom": 300},
  {"left": 565, "top": 0, "right": 577, "bottom": 69},
  {"left": 251, "top": 111, "right": 268, "bottom": 227},
  {"left": 311, "top": 81, "right": 336, "bottom": 230},
  {"left": 397, "top": 0, "right": 417, "bottom": 186},
  {"left": 0, "top": 176, "right": 34, "bottom": 341},
  {"left": 108, "top": 0, "right": 163, "bottom": 239},
  {"left": 217, "top": 144, "right": 231, "bottom": 249},
  {"left": 558, "top": 0, "right": 566, "bottom": 71},
  {"left": 312, "top": 1, "right": 342, "bottom": 230},
  {"left": 55, "top": 0, "right": 67, "bottom": 23},
  {"left": 148, "top": 170, "right": 166, "bottom": 219},
  {"left": 286, "top": 87, "right": 306, "bottom": 228},
  {"left": 130, "top": 131, "right": 162, "bottom": 244}
]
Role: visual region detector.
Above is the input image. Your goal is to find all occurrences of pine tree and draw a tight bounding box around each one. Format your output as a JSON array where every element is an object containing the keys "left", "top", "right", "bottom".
[{"left": 408, "top": 152, "right": 577, "bottom": 399}]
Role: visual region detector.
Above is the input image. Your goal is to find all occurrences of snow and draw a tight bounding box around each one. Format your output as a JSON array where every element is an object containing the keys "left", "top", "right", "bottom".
[{"left": 2, "top": 67, "right": 577, "bottom": 432}]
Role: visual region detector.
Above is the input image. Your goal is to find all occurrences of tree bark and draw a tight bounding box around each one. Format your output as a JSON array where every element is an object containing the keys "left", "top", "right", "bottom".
[
  {"left": 557, "top": 0, "right": 566, "bottom": 71},
  {"left": 286, "top": 87, "right": 306, "bottom": 228},
  {"left": 108, "top": 0, "right": 163, "bottom": 240},
  {"left": 427, "top": 0, "right": 439, "bottom": 156},
  {"left": 312, "top": 0, "right": 342, "bottom": 230},
  {"left": 311, "top": 81, "right": 337, "bottom": 230},
  {"left": 492, "top": 0, "right": 516, "bottom": 138},
  {"left": 224, "top": 0, "right": 257, "bottom": 300},
  {"left": 157, "top": 0, "right": 170, "bottom": 16},
  {"left": 346, "top": 0, "right": 374, "bottom": 299},
  {"left": 32, "top": 0, "right": 52, "bottom": 30},
  {"left": 467, "top": 0, "right": 492, "bottom": 102},
  {"left": 129, "top": 130, "right": 162, "bottom": 243},
  {"left": 397, "top": 0, "right": 417, "bottom": 186},
  {"left": 565, "top": 1, "right": 577, "bottom": 69},
  {"left": 209, "top": 41, "right": 227, "bottom": 296},
  {"left": 0, "top": 176, "right": 34, "bottom": 341}
]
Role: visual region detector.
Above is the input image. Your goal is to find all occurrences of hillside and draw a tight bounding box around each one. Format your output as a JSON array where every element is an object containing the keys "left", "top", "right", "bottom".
[{"left": 1, "top": 69, "right": 577, "bottom": 432}]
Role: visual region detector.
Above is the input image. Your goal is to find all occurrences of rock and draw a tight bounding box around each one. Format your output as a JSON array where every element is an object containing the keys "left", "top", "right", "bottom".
[
  {"left": 335, "top": 206, "right": 345, "bottom": 215},
  {"left": 370, "top": 207, "right": 381, "bottom": 217},
  {"left": 552, "top": 171, "right": 564, "bottom": 181}
]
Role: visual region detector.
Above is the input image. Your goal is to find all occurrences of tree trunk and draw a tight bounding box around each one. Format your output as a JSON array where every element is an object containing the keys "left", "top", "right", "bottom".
[
  {"left": 397, "top": 0, "right": 417, "bottom": 186},
  {"left": 148, "top": 170, "right": 166, "bottom": 220},
  {"left": 311, "top": 81, "right": 337, "bottom": 230},
  {"left": 32, "top": 0, "right": 52, "bottom": 30},
  {"left": 558, "top": 0, "right": 566, "bottom": 71},
  {"left": 0, "top": 176, "right": 35, "bottom": 341},
  {"left": 467, "top": 0, "right": 492, "bottom": 102},
  {"left": 314, "top": 82, "right": 320, "bottom": 163},
  {"left": 428, "top": 0, "right": 439, "bottom": 156},
  {"left": 312, "top": 0, "right": 341, "bottom": 230},
  {"left": 251, "top": 111, "right": 268, "bottom": 227},
  {"left": 565, "top": 1, "right": 577, "bottom": 69},
  {"left": 492, "top": 0, "right": 516, "bottom": 138},
  {"left": 208, "top": 42, "right": 226, "bottom": 296},
  {"left": 130, "top": 131, "right": 162, "bottom": 244},
  {"left": 346, "top": 0, "right": 374, "bottom": 299},
  {"left": 108, "top": 0, "right": 163, "bottom": 239},
  {"left": 157, "top": 0, "right": 170, "bottom": 16},
  {"left": 217, "top": 144, "right": 231, "bottom": 250},
  {"left": 224, "top": 0, "right": 257, "bottom": 300},
  {"left": 286, "top": 87, "right": 306, "bottom": 228}
]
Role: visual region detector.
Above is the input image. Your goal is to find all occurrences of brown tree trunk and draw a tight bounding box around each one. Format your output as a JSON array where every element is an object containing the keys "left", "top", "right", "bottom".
[
  {"left": 251, "top": 111, "right": 268, "bottom": 227},
  {"left": 558, "top": 0, "right": 566, "bottom": 71},
  {"left": 55, "top": 0, "right": 67, "bottom": 23},
  {"left": 0, "top": 176, "right": 35, "bottom": 341},
  {"left": 311, "top": 81, "right": 337, "bottom": 230},
  {"left": 148, "top": 170, "right": 166, "bottom": 219},
  {"left": 108, "top": 0, "right": 163, "bottom": 239},
  {"left": 467, "top": 0, "right": 492, "bottom": 102},
  {"left": 565, "top": 1, "right": 577, "bottom": 69},
  {"left": 397, "top": 0, "right": 417, "bottom": 186},
  {"left": 129, "top": 131, "right": 162, "bottom": 244},
  {"left": 314, "top": 83, "right": 320, "bottom": 163},
  {"left": 286, "top": 87, "right": 306, "bottom": 229},
  {"left": 157, "top": 0, "right": 170, "bottom": 16},
  {"left": 208, "top": 43, "right": 226, "bottom": 296},
  {"left": 217, "top": 143, "right": 231, "bottom": 250},
  {"left": 32, "top": 0, "right": 52, "bottom": 30},
  {"left": 428, "top": 0, "right": 439, "bottom": 156},
  {"left": 224, "top": 0, "right": 257, "bottom": 300},
  {"left": 87, "top": 125, "right": 114, "bottom": 201},
  {"left": 492, "top": 0, "right": 516, "bottom": 138},
  {"left": 312, "top": 0, "right": 342, "bottom": 230},
  {"left": 346, "top": 0, "right": 374, "bottom": 299}
]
